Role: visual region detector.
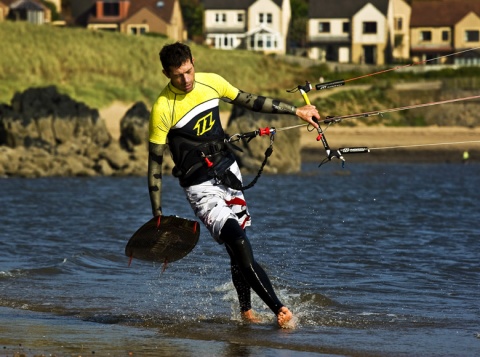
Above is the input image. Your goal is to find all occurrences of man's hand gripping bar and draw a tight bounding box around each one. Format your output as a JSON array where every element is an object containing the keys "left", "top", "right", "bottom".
[{"left": 296, "top": 81, "right": 370, "bottom": 164}]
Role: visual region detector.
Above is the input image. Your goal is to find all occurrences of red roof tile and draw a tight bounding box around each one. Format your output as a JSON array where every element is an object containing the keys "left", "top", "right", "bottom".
[{"left": 411, "top": 0, "right": 480, "bottom": 27}]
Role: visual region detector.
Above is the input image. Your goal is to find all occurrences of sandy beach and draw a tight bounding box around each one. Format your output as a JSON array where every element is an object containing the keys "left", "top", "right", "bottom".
[{"left": 100, "top": 102, "right": 480, "bottom": 163}]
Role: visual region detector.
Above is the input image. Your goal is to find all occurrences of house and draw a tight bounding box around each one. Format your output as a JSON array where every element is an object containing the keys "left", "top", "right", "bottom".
[
  {"left": 203, "top": 0, "right": 291, "bottom": 54},
  {"left": 70, "top": 0, "right": 186, "bottom": 41},
  {"left": 392, "top": 0, "right": 411, "bottom": 61},
  {"left": 410, "top": 0, "right": 480, "bottom": 64},
  {"left": 307, "top": 0, "right": 397, "bottom": 65},
  {"left": 0, "top": 0, "right": 51, "bottom": 24},
  {"left": 0, "top": 1, "right": 8, "bottom": 21}
]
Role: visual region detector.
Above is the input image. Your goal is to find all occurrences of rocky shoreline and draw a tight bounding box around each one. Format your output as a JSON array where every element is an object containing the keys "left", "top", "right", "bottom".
[
  {"left": 0, "top": 86, "right": 301, "bottom": 178},
  {"left": 0, "top": 86, "right": 158, "bottom": 178},
  {"left": 1, "top": 86, "right": 478, "bottom": 178}
]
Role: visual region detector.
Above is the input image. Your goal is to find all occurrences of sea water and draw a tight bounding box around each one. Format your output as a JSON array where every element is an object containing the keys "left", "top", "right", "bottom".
[{"left": 1, "top": 162, "right": 479, "bottom": 356}]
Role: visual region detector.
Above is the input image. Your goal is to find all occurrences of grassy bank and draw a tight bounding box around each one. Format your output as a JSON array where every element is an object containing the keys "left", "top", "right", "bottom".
[
  {"left": 0, "top": 22, "right": 312, "bottom": 109},
  {"left": 1, "top": 22, "right": 479, "bottom": 127}
]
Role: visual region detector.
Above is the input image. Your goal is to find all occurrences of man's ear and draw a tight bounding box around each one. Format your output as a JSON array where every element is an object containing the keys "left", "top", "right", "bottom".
[{"left": 162, "top": 69, "right": 170, "bottom": 78}]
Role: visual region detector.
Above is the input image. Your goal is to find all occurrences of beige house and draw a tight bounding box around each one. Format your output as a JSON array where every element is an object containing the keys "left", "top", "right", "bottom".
[
  {"left": 392, "top": 0, "right": 411, "bottom": 61},
  {"left": 455, "top": 11, "right": 480, "bottom": 65},
  {"left": 410, "top": 0, "right": 480, "bottom": 64},
  {"left": 351, "top": 1, "right": 392, "bottom": 65},
  {"left": 0, "top": 1, "right": 8, "bottom": 21},
  {"left": 203, "top": 0, "right": 291, "bottom": 54},
  {"left": 48, "top": 0, "right": 61, "bottom": 13},
  {"left": 71, "top": 0, "right": 186, "bottom": 40},
  {"left": 307, "top": 0, "right": 397, "bottom": 65}
]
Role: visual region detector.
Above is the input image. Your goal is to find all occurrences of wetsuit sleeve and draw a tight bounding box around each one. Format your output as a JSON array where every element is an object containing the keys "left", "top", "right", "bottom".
[
  {"left": 231, "top": 91, "right": 297, "bottom": 115},
  {"left": 149, "top": 97, "right": 170, "bottom": 145},
  {"left": 148, "top": 142, "right": 165, "bottom": 216}
]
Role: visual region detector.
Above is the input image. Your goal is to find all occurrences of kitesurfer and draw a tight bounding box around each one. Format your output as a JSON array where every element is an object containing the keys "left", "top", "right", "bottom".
[{"left": 147, "top": 42, "right": 320, "bottom": 327}]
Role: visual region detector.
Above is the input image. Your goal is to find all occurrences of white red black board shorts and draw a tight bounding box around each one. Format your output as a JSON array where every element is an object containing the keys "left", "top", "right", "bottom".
[{"left": 184, "top": 162, "right": 251, "bottom": 243}]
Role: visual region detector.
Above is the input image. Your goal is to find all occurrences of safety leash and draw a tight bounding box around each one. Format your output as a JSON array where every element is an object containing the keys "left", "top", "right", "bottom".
[{"left": 223, "top": 127, "right": 276, "bottom": 190}]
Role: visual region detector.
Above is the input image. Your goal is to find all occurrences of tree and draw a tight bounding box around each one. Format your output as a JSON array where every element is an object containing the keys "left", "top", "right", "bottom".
[
  {"left": 288, "top": 0, "right": 309, "bottom": 52},
  {"left": 180, "top": 0, "right": 204, "bottom": 41}
]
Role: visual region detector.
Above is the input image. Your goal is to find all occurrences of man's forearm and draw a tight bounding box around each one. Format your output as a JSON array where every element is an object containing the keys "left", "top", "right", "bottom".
[
  {"left": 232, "top": 91, "right": 297, "bottom": 115},
  {"left": 148, "top": 142, "right": 165, "bottom": 216}
]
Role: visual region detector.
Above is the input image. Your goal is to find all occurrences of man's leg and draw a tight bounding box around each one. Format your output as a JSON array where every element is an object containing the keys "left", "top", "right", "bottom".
[
  {"left": 226, "top": 250, "right": 262, "bottom": 322},
  {"left": 220, "top": 218, "right": 293, "bottom": 327},
  {"left": 226, "top": 246, "right": 251, "bottom": 310}
]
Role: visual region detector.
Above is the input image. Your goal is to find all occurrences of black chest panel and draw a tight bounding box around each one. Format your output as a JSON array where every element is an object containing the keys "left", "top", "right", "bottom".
[{"left": 167, "top": 109, "right": 234, "bottom": 187}]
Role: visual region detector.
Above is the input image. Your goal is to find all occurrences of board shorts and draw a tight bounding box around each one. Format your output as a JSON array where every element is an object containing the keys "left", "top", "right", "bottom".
[{"left": 184, "top": 161, "right": 251, "bottom": 243}]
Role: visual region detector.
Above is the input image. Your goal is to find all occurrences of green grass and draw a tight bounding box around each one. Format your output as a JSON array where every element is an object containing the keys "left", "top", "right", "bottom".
[{"left": 0, "top": 22, "right": 312, "bottom": 108}]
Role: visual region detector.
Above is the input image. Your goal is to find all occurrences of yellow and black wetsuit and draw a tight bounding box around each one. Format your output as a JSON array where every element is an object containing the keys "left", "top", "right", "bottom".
[{"left": 150, "top": 73, "right": 239, "bottom": 187}]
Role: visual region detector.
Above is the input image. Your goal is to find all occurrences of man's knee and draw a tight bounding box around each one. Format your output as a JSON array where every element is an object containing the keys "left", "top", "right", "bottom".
[
  {"left": 219, "top": 218, "right": 245, "bottom": 244},
  {"left": 220, "top": 219, "right": 254, "bottom": 268}
]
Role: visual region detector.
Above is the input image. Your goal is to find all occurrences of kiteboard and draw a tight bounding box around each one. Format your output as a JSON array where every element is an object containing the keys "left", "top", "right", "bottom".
[{"left": 125, "top": 215, "right": 200, "bottom": 266}]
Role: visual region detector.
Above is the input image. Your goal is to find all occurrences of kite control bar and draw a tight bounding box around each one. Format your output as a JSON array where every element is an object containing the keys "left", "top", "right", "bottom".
[{"left": 296, "top": 81, "right": 370, "bottom": 166}]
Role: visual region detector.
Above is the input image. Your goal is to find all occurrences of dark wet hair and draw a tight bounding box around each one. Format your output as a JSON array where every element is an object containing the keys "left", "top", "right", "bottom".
[{"left": 159, "top": 42, "right": 193, "bottom": 74}]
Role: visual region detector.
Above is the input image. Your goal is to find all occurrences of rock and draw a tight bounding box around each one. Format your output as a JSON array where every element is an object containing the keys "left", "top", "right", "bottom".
[
  {"left": 118, "top": 101, "right": 174, "bottom": 175},
  {"left": 94, "top": 158, "right": 114, "bottom": 176},
  {"left": 99, "top": 141, "right": 131, "bottom": 170},
  {"left": 0, "top": 86, "right": 118, "bottom": 177},
  {"left": 226, "top": 105, "right": 301, "bottom": 174},
  {"left": 119, "top": 101, "right": 150, "bottom": 152}
]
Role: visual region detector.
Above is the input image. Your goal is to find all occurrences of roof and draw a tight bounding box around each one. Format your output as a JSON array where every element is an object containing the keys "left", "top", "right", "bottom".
[
  {"left": 203, "top": 0, "right": 283, "bottom": 10},
  {"left": 74, "top": 0, "right": 177, "bottom": 26},
  {"left": 128, "top": 0, "right": 175, "bottom": 23},
  {"left": 308, "top": 0, "right": 390, "bottom": 18},
  {"left": 410, "top": 0, "right": 480, "bottom": 27},
  {"left": 9, "top": 0, "right": 44, "bottom": 10},
  {"left": 0, "top": 0, "right": 17, "bottom": 5}
]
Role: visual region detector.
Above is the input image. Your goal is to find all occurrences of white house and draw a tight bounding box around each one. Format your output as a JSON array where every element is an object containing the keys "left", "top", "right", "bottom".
[{"left": 203, "top": 0, "right": 291, "bottom": 54}]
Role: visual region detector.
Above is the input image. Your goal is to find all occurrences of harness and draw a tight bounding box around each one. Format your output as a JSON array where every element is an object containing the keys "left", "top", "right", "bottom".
[
  {"left": 167, "top": 130, "right": 238, "bottom": 187},
  {"left": 167, "top": 117, "right": 278, "bottom": 190}
]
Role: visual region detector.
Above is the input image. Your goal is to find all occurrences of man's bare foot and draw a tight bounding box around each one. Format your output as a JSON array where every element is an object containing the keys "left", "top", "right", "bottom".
[
  {"left": 277, "top": 306, "right": 294, "bottom": 328},
  {"left": 241, "top": 309, "right": 261, "bottom": 323}
]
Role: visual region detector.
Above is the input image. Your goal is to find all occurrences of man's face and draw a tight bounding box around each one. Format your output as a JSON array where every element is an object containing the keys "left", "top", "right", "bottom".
[{"left": 164, "top": 59, "right": 195, "bottom": 93}]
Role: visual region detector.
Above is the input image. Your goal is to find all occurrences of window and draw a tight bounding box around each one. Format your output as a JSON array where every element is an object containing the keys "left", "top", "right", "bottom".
[
  {"left": 237, "top": 13, "right": 243, "bottom": 23},
  {"left": 214, "top": 35, "right": 237, "bottom": 49},
  {"left": 362, "top": 22, "right": 377, "bottom": 34},
  {"left": 465, "top": 30, "right": 479, "bottom": 42},
  {"left": 27, "top": 10, "right": 44, "bottom": 24},
  {"left": 129, "top": 25, "right": 148, "bottom": 35},
  {"left": 249, "top": 34, "right": 278, "bottom": 50},
  {"left": 259, "top": 13, "right": 272, "bottom": 24},
  {"left": 318, "top": 22, "right": 330, "bottom": 33},
  {"left": 394, "top": 17, "right": 403, "bottom": 31},
  {"left": 342, "top": 22, "right": 350, "bottom": 33},
  {"left": 420, "top": 30, "right": 432, "bottom": 41},
  {"left": 442, "top": 30, "right": 449, "bottom": 41},
  {"left": 215, "top": 13, "right": 226, "bottom": 23},
  {"left": 103, "top": 2, "right": 120, "bottom": 16}
]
